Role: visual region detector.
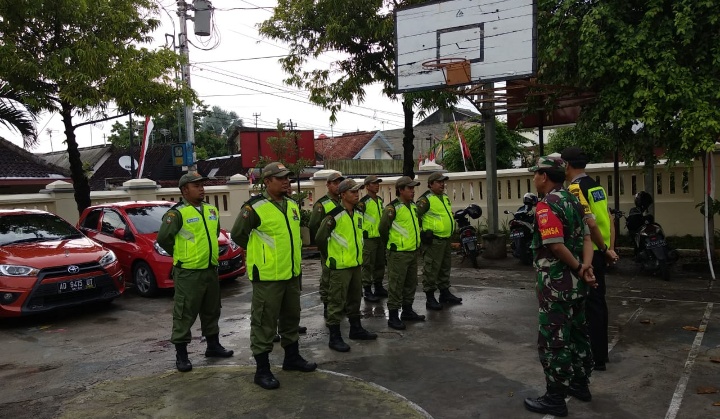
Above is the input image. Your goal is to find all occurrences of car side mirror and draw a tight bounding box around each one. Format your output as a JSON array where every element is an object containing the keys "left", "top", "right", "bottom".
[{"left": 113, "top": 228, "right": 133, "bottom": 242}]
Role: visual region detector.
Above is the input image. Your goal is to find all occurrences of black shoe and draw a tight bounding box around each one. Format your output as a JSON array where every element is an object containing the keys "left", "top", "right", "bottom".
[
  {"left": 273, "top": 334, "right": 281, "bottom": 343},
  {"left": 400, "top": 305, "right": 426, "bottom": 322},
  {"left": 323, "top": 302, "right": 328, "bottom": 319},
  {"left": 425, "top": 291, "right": 443, "bottom": 311},
  {"left": 387, "top": 309, "right": 406, "bottom": 330},
  {"left": 175, "top": 343, "right": 192, "bottom": 372},
  {"left": 298, "top": 326, "right": 307, "bottom": 334},
  {"left": 523, "top": 390, "right": 568, "bottom": 417},
  {"left": 439, "top": 287, "right": 462, "bottom": 305},
  {"left": 281, "top": 341, "right": 317, "bottom": 372},
  {"left": 568, "top": 380, "right": 592, "bottom": 402},
  {"left": 254, "top": 352, "right": 279, "bottom": 390},
  {"left": 328, "top": 324, "right": 351, "bottom": 352},
  {"left": 363, "top": 286, "right": 380, "bottom": 302},
  {"left": 204, "top": 334, "right": 234, "bottom": 358},
  {"left": 594, "top": 362, "right": 606, "bottom": 371},
  {"left": 374, "top": 283, "right": 389, "bottom": 298},
  {"left": 348, "top": 317, "right": 378, "bottom": 340}
]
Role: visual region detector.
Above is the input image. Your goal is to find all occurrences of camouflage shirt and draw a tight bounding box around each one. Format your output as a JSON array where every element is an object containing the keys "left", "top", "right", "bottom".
[{"left": 532, "top": 185, "right": 590, "bottom": 301}]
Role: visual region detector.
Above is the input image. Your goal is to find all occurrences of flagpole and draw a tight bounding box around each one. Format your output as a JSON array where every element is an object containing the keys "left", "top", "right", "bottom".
[
  {"left": 705, "top": 151, "right": 716, "bottom": 280},
  {"left": 452, "top": 111, "right": 468, "bottom": 172}
]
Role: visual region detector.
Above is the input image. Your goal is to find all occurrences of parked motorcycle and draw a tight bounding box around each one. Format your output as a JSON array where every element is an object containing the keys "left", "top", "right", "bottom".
[
  {"left": 504, "top": 193, "right": 538, "bottom": 265},
  {"left": 454, "top": 204, "right": 483, "bottom": 268},
  {"left": 613, "top": 191, "right": 679, "bottom": 280}
]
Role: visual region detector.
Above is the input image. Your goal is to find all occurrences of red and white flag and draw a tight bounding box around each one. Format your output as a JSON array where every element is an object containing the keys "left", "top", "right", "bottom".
[{"left": 137, "top": 116, "right": 153, "bottom": 178}]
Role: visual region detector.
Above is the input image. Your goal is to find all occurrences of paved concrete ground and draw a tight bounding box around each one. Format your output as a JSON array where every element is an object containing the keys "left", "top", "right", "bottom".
[{"left": 2, "top": 254, "right": 720, "bottom": 418}]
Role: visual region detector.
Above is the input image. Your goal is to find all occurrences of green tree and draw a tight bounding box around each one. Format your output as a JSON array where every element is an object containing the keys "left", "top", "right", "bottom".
[
  {"left": 545, "top": 126, "right": 615, "bottom": 163},
  {"left": 0, "top": 82, "right": 37, "bottom": 148},
  {"left": 259, "top": 0, "right": 457, "bottom": 178},
  {"left": 0, "top": 0, "right": 194, "bottom": 214},
  {"left": 537, "top": 0, "right": 720, "bottom": 164},
  {"left": 441, "top": 119, "right": 530, "bottom": 172}
]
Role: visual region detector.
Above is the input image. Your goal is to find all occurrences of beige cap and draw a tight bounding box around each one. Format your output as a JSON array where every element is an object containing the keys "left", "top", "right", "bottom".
[
  {"left": 396, "top": 176, "right": 421, "bottom": 188},
  {"left": 327, "top": 172, "right": 345, "bottom": 183},
  {"left": 262, "top": 162, "right": 294, "bottom": 178},
  {"left": 338, "top": 179, "right": 364, "bottom": 194},
  {"left": 363, "top": 175, "right": 383, "bottom": 185},
  {"left": 179, "top": 171, "right": 207, "bottom": 188},
  {"left": 428, "top": 171, "right": 449, "bottom": 183}
]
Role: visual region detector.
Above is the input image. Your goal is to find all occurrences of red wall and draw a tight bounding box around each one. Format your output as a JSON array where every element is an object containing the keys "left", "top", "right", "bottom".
[{"left": 240, "top": 130, "right": 315, "bottom": 168}]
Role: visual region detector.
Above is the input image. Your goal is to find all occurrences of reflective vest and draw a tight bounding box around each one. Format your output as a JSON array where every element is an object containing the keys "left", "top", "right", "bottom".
[
  {"left": 247, "top": 196, "right": 302, "bottom": 281},
  {"left": 387, "top": 199, "right": 421, "bottom": 252},
  {"left": 326, "top": 207, "right": 364, "bottom": 269},
  {"left": 320, "top": 195, "right": 339, "bottom": 213},
  {"left": 420, "top": 191, "right": 454, "bottom": 238},
  {"left": 569, "top": 179, "right": 611, "bottom": 250},
  {"left": 173, "top": 203, "right": 219, "bottom": 269},
  {"left": 360, "top": 195, "right": 383, "bottom": 238}
]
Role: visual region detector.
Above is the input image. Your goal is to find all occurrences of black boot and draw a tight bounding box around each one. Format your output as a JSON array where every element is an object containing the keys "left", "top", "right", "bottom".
[
  {"left": 298, "top": 326, "right": 307, "bottom": 334},
  {"left": 387, "top": 309, "right": 406, "bottom": 330},
  {"left": 439, "top": 287, "right": 463, "bottom": 305},
  {"left": 363, "top": 285, "right": 380, "bottom": 302},
  {"left": 204, "top": 334, "right": 234, "bottom": 357},
  {"left": 568, "top": 378, "right": 592, "bottom": 402},
  {"left": 254, "top": 352, "right": 279, "bottom": 390},
  {"left": 523, "top": 387, "right": 568, "bottom": 417},
  {"left": 282, "top": 340, "right": 317, "bottom": 372},
  {"left": 348, "top": 317, "right": 378, "bottom": 340},
  {"left": 374, "top": 283, "right": 388, "bottom": 298},
  {"left": 400, "top": 305, "right": 426, "bottom": 321},
  {"left": 175, "top": 343, "right": 192, "bottom": 372},
  {"left": 323, "top": 302, "right": 328, "bottom": 319},
  {"left": 328, "top": 324, "right": 351, "bottom": 352},
  {"left": 425, "top": 291, "right": 443, "bottom": 310}
]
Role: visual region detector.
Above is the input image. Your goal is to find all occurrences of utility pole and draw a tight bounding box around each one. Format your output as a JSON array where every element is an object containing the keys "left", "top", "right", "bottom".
[
  {"left": 253, "top": 112, "right": 261, "bottom": 167},
  {"left": 129, "top": 113, "right": 136, "bottom": 178},
  {"left": 287, "top": 119, "right": 302, "bottom": 200},
  {"left": 177, "top": 0, "right": 196, "bottom": 171}
]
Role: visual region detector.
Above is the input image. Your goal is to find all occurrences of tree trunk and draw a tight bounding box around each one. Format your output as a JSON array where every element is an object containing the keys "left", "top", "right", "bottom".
[
  {"left": 402, "top": 97, "right": 415, "bottom": 177},
  {"left": 61, "top": 102, "right": 92, "bottom": 215},
  {"left": 643, "top": 142, "right": 655, "bottom": 216}
]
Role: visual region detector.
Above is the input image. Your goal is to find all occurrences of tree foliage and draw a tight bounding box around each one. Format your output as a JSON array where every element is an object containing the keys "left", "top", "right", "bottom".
[
  {"left": 259, "top": 0, "right": 458, "bottom": 177},
  {"left": 0, "top": 82, "right": 38, "bottom": 148},
  {"left": 538, "top": 0, "right": 720, "bottom": 164},
  {"left": 545, "top": 126, "right": 615, "bottom": 163},
  {"left": 441, "top": 119, "right": 531, "bottom": 172},
  {"left": 0, "top": 0, "right": 195, "bottom": 214}
]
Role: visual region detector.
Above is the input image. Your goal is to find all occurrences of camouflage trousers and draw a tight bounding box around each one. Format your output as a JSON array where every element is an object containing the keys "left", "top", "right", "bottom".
[{"left": 537, "top": 295, "right": 593, "bottom": 389}]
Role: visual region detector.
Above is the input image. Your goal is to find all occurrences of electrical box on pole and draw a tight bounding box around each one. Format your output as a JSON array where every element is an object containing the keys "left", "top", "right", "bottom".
[{"left": 193, "top": 0, "right": 212, "bottom": 36}]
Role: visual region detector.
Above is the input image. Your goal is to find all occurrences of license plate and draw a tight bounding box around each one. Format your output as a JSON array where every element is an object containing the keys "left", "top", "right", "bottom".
[
  {"left": 510, "top": 231, "right": 524, "bottom": 238},
  {"left": 220, "top": 260, "right": 229, "bottom": 267},
  {"left": 461, "top": 236, "right": 476, "bottom": 244},
  {"left": 646, "top": 239, "right": 666, "bottom": 249},
  {"left": 58, "top": 277, "right": 96, "bottom": 293}
]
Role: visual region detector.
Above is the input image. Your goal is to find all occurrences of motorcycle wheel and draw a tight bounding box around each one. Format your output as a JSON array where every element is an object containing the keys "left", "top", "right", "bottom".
[
  {"left": 470, "top": 250, "right": 479, "bottom": 268},
  {"left": 659, "top": 259, "right": 671, "bottom": 281}
]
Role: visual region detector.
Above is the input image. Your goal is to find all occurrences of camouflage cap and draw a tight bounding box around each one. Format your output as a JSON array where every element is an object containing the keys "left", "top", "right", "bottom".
[
  {"left": 327, "top": 171, "right": 345, "bottom": 183},
  {"left": 178, "top": 171, "right": 207, "bottom": 188},
  {"left": 396, "top": 176, "right": 421, "bottom": 188},
  {"left": 428, "top": 171, "right": 449, "bottom": 183},
  {"left": 528, "top": 156, "right": 566, "bottom": 174},
  {"left": 338, "top": 178, "right": 364, "bottom": 194},
  {"left": 363, "top": 175, "right": 383, "bottom": 185},
  {"left": 262, "top": 162, "right": 294, "bottom": 178}
]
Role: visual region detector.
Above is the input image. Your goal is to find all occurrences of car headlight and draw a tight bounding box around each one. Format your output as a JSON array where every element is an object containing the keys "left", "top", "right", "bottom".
[
  {"left": 154, "top": 241, "right": 171, "bottom": 256},
  {"left": 99, "top": 250, "right": 117, "bottom": 267},
  {"left": 229, "top": 239, "right": 239, "bottom": 251},
  {"left": 0, "top": 264, "right": 39, "bottom": 276}
]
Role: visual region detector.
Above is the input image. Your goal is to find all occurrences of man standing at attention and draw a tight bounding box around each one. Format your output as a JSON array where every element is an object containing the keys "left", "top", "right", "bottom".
[
  {"left": 357, "top": 175, "right": 388, "bottom": 302},
  {"left": 316, "top": 178, "right": 378, "bottom": 352},
  {"left": 524, "top": 156, "right": 597, "bottom": 417},
  {"left": 309, "top": 171, "right": 345, "bottom": 317},
  {"left": 231, "top": 162, "right": 317, "bottom": 390},
  {"left": 157, "top": 172, "right": 234, "bottom": 373},
  {"left": 562, "top": 147, "right": 619, "bottom": 372},
  {"left": 416, "top": 171, "right": 463, "bottom": 311},
  {"left": 379, "top": 176, "right": 425, "bottom": 330}
]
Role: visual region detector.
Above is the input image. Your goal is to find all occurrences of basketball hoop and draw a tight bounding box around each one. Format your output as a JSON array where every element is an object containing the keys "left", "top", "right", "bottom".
[{"left": 421, "top": 58, "right": 471, "bottom": 86}]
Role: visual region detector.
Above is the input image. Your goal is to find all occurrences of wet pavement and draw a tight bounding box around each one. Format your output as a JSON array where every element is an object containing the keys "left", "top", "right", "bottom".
[{"left": 2, "top": 253, "right": 720, "bottom": 419}]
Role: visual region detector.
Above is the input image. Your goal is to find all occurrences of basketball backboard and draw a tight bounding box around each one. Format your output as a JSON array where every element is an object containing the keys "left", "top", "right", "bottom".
[{"left": 394, "top": 0, "right": 536, "bottom": 93}]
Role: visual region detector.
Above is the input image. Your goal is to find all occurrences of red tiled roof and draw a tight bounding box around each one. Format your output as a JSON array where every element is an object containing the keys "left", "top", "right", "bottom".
[{"left": 314, "top": 131, "right": 377, "bottom": 161}]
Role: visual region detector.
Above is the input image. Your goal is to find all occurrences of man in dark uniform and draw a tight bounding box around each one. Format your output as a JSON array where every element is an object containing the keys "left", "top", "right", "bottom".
[
  {"left": 316, "top": 178, "right": 378, "bottom": 352},
  {"left": 357, "top": 175, "right": 388, "bottom": 302},
  {"left": 524, "top": 156, "right": 597, "bottom": 417},
  {"left": 417, "top": 171, "right": 463, "bottom": 310},
  {"left": 231, "top": 162, "right": 317, "bottom": 390},
  {"left": 379, "top": 176, "right": 425, "bottom": 330},
  {"left": 562, "top": 147, "right": 619, "bottom": 372},
  {"left": 157, "top": 172, "right": 234, "bottom": 373},
  {"left": 309, "top": 171, "right": 345, "bottom": 317}
]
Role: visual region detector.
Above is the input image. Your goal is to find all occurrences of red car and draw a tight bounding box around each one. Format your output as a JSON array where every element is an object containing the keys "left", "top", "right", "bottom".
[
  {"left": 0, "top": 209, "right": 124, "bottom": 318},
  {"left": 78, "top": 201, "right": 245, "bottom": 297}
]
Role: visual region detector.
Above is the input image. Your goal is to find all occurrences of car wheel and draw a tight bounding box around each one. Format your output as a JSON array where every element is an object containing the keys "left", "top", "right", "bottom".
[{"left": 134, "top": 261, "right": 159, "bottom": 297}]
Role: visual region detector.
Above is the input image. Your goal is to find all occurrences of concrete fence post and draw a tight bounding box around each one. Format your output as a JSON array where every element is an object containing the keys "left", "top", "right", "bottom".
[
  {"left": 42, "top": 180, "right": 80, "bottom": 224},
  {"left": 123, "top": 178, "right": 160, "bottom": 202}
]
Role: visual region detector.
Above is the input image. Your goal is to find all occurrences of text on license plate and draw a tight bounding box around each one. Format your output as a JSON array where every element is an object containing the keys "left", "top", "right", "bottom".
[
  {"left": 646, "top": 240, "right": 666, "bottom": 249},
  {"left": 461, "top": 236, "right": 476, "bottom": 244},
  {"left": 58, "top": 277, "right": 95, "bottom": 293},
  {"left": 220, "top": 260, "right": 229, "bottom": 267},
  {"left": 510, "top": 231, "right": 524, "bottom": 238}
]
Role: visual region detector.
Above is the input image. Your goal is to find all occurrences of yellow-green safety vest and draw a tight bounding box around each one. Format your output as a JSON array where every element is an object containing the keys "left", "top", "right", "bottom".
[
  {"left": 569, "top": 181, "right": 611, "bottom": 250},
  {"left": 420, "top": 191, "right": 455, "bottom": 238},
  {"left": 387, "top": 199, "right": 421, "bottom": 252},
  {"left": 326, "top": 208, "right": 364, "bottom": 269},
  {"left": 360, "top": 195, "right": 383, "bottom": 238},
  {"left": 173, "top": 203, "right": 219, "bottom": 269},
  {"left": 247, "top": 196, "right": 302, "bottom": 281}
]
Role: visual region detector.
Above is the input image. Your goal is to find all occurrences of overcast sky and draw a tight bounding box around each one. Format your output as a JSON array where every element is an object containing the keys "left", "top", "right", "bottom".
[{"left": 1, "top": 0, "right": 478, "bottom": 154}]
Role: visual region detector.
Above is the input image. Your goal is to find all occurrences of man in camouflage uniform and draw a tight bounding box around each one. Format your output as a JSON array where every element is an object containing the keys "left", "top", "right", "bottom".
[
  {"left": 309, "top": 171, "right": 345, "bottom": 317},
  {"left": 357, "top": 175, "right": 388, "bottom": 302},
  {"left": 524, "top": 156, "right": 598, "bottom": 417}
]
